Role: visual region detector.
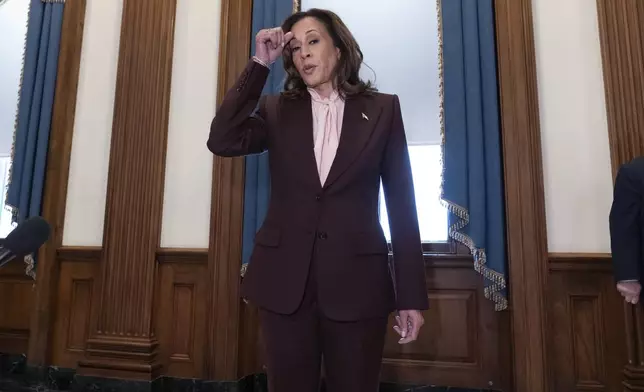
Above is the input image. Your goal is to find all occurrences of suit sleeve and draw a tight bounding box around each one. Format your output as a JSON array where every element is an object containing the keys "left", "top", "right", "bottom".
[
  {"left": 609, "top": 164, "right": 643, "bottom": 282},
  {"left": 207, "top": 59, "right": 271, "bottom": 157},
  {"left": 381, "top": 94, "right": 429, "bottom": 311}
]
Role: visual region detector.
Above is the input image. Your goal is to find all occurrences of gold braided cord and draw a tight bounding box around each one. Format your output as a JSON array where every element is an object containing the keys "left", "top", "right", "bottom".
[{"left": 437, "top": 0, "right": 507, "bottom": 311}]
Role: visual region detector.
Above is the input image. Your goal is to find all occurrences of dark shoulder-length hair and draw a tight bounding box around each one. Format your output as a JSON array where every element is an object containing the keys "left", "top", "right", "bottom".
[{"left": 280, "top": 8, "right": 376, "bottom": 99}]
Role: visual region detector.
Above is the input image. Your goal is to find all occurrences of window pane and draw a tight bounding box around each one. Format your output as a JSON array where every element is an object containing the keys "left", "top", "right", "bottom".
[
  {"left": 0, "top": 0, "right": 30, "bottom": 156},
  {"left": 380, "top": 144, "right": 448, "bottom": 243}
]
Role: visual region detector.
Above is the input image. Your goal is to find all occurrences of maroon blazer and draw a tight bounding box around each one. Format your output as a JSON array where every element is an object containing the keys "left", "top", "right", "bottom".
[{"left": 208, "top": 60, "right": 429, "bottom": 321}]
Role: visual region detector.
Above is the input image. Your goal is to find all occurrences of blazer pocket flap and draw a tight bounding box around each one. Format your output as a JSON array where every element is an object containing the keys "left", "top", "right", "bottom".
[
  {"left": 355, "top": 233, "right": 389, "bottom": 255},
  {"left": 255, "top": 227, "right": 281, "bottom": 247}
]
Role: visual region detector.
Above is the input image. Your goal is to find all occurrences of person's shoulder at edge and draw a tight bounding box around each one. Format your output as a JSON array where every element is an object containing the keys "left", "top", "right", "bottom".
[
  {"left": 615, "top": 156, "right": 644, "bottom": 197},
  {"left": 622, "top": 156, "right": 644, "bottom": 171},
  {"left": 618, "top": 156, "right": 644, "bottom": 180}
]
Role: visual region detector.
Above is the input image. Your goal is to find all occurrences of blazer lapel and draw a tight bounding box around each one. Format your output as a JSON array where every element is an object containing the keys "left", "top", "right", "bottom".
[
  {"left": 324, "top": 95, "right": 382, "bottom": 188},
  {"left": 282, "top": 95, "right": 321, "bottom": 190}
]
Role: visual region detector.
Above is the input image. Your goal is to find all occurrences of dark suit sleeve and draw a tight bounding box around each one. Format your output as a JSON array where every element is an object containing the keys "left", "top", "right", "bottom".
[
  {"left": 207, "top": 59, "right": 271, "bottom": 157},
  {"left": 381, "top": 94, "right": 429, "bottom": 311},
  {"left": 610, "top": 164, "right": 643, "bottom": 282}
]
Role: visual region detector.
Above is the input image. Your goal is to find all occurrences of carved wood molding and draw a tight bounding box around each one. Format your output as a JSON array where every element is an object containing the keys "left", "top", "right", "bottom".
[
  {"left": 548, "top": 253, "right": 613, "bottom": 272},
  {"left": 494, "top": 0, "right": 549, "bottom": 391},
  {"left": 56, "top": 247, "right": 102, "bottom": 262},
  {"left": 26, "top": 0, "right": 87, "bottom": 366},
  {"left": 204, "top": 0, "right": 252, "bottom": 381},
  {"left": 596, "top": 0, "right": 644, "bottom": 176},
  {"left": 78, "top": 0, "right": 177, "bottom": 380},
  {"left": 156, "top": 248, "right": 208, "bottom": 264}
]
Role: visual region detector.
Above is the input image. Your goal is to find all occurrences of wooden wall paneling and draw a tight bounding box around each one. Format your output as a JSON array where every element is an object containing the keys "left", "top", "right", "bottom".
[
  {"left": 76, "top": 0, "right": 177, "bottom": 380},
  {"left": 596, "top": 0, "right": 644, "bottom": 177},
  {"left": 494, "top": 0, "right": 549, "bottom": 391},
  {"left": 0, "top": 260, "right": 35, "bottom": 354},
  {"left": 50, "top": 247, "right": 101, "bottom": 368},
  {"left": 596, "top": 2, "right": 644, "bottom": 389},
  {"left": 547, "top": 254, "right": 627, "bottom": 392},
  {"left": 52, "top": 247, "right": 212, "bottom": 379},
  {"left": 380, "top": 257, "right": 507, "bottom": 391},
  {"left": 26, "top": 0, "right": 87, "bottom": 365},
  {"left": 204, "top": 0, "right": 253, "bottom": 381},
  {"left": 155, "top": 249, "right": 208, "bottom": 379}
]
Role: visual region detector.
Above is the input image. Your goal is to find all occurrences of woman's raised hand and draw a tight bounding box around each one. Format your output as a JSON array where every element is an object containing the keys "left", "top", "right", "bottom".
[{"left": 255, "top": 27, "right": 294, "bottom": 65}]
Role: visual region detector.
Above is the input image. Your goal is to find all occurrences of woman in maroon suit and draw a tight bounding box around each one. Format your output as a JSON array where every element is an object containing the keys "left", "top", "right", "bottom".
[{"left": 208, "top": 8, "right": 428, "bottom": 392}]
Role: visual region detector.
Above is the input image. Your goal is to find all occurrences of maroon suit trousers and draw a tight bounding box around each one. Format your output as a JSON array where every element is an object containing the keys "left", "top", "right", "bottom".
[{"left": 258, "top": 252, "right": 388, "bottom": 392}]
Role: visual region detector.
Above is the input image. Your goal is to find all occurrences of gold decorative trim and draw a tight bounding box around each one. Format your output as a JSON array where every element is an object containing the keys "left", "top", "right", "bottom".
[
  {"left": 24, "top": 254, "right": 35, "bottom": 279},
  {"left": 436, "top": 0, "right": 508, "bottom": 311}
]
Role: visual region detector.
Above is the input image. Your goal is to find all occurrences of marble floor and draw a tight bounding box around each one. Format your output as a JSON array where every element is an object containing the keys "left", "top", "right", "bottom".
[
  {"left": 0, "top": 354, "right": 497, "bottom": 392},
  {"left": 0, "top": 378, "right": 495, "bottom": 392}
]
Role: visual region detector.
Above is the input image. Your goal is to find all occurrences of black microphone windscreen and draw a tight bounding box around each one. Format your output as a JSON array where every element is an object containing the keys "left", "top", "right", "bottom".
[{"left": 4, "top": 216, "right": 51, "bottom": 257}]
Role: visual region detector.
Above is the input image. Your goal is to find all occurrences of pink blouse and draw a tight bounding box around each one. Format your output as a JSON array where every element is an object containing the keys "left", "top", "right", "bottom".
[{"left": 308, "top": 88, "right": 344, "bottom": 185}]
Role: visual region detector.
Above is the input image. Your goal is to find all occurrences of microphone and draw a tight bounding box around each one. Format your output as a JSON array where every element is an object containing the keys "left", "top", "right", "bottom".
[{"left": 0, "top": 216, "right": 51, "bottom": 269}]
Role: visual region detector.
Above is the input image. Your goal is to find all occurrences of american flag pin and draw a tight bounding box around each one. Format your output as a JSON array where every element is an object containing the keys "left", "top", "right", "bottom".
[{"left": 362, "top": 112, "right": 369, "bottom": 121}]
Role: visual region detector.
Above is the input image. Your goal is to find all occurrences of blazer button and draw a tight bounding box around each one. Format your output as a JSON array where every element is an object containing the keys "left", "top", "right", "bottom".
[
  {"left": 315, "top": 195, "right": 321, "bottom": 201},
  {"left": 317, "top": 232, "right": 328, "bottom": 240}
]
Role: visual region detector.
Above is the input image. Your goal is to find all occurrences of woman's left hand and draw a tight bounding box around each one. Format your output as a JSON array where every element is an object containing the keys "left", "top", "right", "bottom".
[{"left": 394, "top": 310, "right": 425, "bottom": 344}]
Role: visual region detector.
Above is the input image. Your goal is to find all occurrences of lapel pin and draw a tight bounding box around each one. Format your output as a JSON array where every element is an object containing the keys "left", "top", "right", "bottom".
[{"left": 362, "top": 112, "right": 369, "bottom": 121}]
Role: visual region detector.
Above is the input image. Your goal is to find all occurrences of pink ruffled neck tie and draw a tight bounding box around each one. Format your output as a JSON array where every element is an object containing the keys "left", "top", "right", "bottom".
[{"left": 309, "top": 88, "right": 344, "bottom": 186}]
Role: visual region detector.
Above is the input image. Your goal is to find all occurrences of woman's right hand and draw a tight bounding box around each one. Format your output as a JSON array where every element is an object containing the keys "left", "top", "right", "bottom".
[{"left": 255, "top": 27, "right": 293, "bottom": 65}]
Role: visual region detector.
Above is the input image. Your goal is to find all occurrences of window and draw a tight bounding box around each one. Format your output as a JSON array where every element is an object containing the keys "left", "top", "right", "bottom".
[
  {"left": 0, "top": 0, "right": 29, "bottom": 238},
  {"left": 379, "top": 145, "right": 448, "bottom": 243}
]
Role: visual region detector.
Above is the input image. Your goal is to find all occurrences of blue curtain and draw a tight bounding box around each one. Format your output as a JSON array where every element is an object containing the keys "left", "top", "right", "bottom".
[
  {"left": 6, "top": 0, "right": 65, "bottom": 277},
  {"left": 441, "top": 0, "right": 508, "bottom": 310},
  {"left": 242, "top": 0, "right": 293, "bottom": 270}
]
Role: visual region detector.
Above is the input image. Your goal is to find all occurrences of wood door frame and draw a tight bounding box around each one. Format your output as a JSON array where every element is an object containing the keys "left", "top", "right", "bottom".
[{"left": 494, "top": 0, "right": 549, "bottom": 391}]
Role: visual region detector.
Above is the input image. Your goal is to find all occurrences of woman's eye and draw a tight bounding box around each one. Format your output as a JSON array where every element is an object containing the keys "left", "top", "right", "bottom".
[
  {"left": 309, "top": 39, "right": 318, "bottom": 45},
  {"left": 292, "top": 47, "right": 300, "bottom": 52}
]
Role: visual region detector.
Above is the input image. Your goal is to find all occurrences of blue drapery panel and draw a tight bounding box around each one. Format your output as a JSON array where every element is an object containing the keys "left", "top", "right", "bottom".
[
  {"left": 242, "top": 0, "right": 293, "bottom": 269},
  {"left": 6, "top": 0, "right": 64, "bottom": 278},
  {"left": 441, "top": 0, "right": 508, "bottom": 310}
]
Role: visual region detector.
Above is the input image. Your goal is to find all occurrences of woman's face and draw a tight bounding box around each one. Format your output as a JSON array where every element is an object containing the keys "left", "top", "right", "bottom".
[{"left": 289, "top": 17, "right": 340, "bottom": 92}]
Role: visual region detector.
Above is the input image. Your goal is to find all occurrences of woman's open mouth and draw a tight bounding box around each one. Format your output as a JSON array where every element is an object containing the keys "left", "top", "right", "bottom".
[{"left": 303, "top": 64, "right": 316, "bottom": 75}]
